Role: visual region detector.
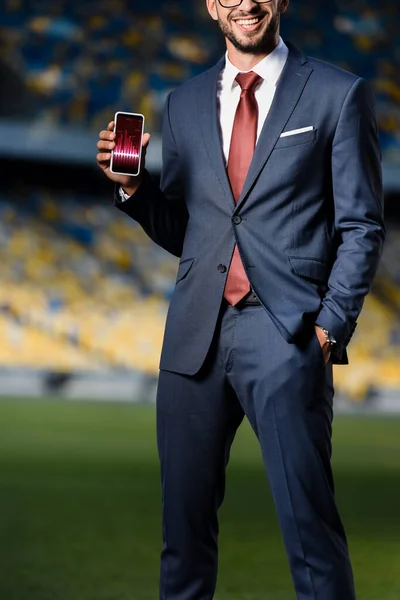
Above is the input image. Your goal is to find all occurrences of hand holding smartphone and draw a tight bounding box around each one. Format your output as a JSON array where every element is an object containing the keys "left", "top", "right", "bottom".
[{"left": 110, "top": 111, "right": 145, "bottom": 177}]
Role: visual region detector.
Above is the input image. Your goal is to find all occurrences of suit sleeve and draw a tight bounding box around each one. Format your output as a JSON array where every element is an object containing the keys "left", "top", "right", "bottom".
[
  {"left": 114, "top": 92, "right": 188, "bottom": 258},
  {"left": 316, "top": 77, "right": 385, "bottom": 355}
]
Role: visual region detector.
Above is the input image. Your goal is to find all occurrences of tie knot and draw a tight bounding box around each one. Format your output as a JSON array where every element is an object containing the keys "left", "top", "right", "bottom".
[{"left": 236, "top": 71, "right": 262, "bottom": 92}]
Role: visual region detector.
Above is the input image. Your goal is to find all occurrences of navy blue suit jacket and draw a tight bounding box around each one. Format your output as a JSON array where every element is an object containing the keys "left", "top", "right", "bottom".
[{"left": 116, "top": 43, "right": 385, "bottom": 375}]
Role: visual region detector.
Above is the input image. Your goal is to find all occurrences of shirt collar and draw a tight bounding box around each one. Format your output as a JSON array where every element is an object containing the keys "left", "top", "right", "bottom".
[{"left": 222, "top": 37, "right": 288, "bottom": 90}]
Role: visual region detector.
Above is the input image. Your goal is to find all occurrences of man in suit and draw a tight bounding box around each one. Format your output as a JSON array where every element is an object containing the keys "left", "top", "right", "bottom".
[{"left": 97, "top": 0, "right": 385, "bottom": 598}]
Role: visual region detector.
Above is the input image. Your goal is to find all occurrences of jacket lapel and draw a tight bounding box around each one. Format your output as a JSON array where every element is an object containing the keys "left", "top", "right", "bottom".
[
  {"left": 197, "top": 45, "right": 313, "bottom": 212},
  {"left": 235, "top": 44, "right": 313, "bottom": 211},
  {"left": 197, "top": 57, "right": 236, "bottom": 208}
]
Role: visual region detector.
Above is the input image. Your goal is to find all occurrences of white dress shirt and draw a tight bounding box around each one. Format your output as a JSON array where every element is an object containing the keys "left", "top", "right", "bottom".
[
  {"left": 218, "top": 37, "right": 289, "bottom": 163},
  {"left": 120, "top": 38, "right": 289, "bottom": 201}
]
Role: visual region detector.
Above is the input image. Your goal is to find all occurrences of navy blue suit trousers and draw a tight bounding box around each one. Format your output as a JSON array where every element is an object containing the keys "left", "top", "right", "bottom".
[{"left": 157, "top": 303, "right": 355, "bottom": 600}]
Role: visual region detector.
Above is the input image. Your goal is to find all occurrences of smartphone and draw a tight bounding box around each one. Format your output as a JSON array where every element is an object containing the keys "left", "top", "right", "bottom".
[{"left": 110, "top": 111, "right": 145, "bottom": 177}]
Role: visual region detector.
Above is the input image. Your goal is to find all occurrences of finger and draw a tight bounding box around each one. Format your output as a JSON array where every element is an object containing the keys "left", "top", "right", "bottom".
[
  {"left": 97, "top": 152, "right": 111, "bottom": 163},
  {"left": 99, "top": 129, "right": 111, "bottom": 140},
  {"left": 97, "top": 140, "right": 115, "bottom": 151},
  {"left": 107, "top": 121, "right": 115, "bottom": 131},
  {"left": 99, "top": 131, "right": 116, "bottom": 143}
]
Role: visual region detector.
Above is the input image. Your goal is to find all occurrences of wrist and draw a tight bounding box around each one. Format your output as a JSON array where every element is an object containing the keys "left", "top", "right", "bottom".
[
  {"left": 315, "top": 324, "right": 336, "bottom": 348},
  {"left": 121, "top": 184, "right": 139, "bottom": 197},
  {"left": 121, "top": 174, "right": 143, "bottom": 197}
]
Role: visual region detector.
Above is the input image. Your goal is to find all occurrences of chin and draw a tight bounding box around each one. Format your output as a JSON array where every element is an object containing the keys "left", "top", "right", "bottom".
[{"left": 232, "top": 34, "right": 272, "bottom": 54}]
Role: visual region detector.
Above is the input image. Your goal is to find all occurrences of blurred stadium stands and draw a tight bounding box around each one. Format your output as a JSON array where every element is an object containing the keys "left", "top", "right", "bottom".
[
  {"left": 0, "top": 0, "right": 219, "bottom": 133},
  {"left": 0, "top": 191, "right": 176, "bottom": 374},
  {"left": 0, "top": 1, "right": 399, "bottom": 404}
]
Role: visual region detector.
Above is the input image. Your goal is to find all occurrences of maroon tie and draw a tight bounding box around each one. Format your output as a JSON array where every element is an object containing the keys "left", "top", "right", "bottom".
[{"left": 224, "top": 71, "right": 262, "bottom": 306}]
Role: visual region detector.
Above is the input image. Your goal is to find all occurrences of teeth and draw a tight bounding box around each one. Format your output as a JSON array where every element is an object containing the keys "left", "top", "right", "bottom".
[{"left": 236, "top": 18, "right": 260, "bottom": 27}]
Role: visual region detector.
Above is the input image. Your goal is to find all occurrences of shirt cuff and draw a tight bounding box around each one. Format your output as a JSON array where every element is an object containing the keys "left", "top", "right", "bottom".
[{"left": 119, "top": 186, "right": 131, "bottom": 202}]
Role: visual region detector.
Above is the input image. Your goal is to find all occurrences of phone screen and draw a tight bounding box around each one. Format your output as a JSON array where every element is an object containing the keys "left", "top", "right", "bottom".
[{"left": 112, "top": 112, "right": 144, "bottom": 176}]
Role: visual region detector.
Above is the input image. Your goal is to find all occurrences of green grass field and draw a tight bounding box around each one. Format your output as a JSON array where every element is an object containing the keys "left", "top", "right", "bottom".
[{"left": 0, "top": 398, "right": 399, "bottom": 600}]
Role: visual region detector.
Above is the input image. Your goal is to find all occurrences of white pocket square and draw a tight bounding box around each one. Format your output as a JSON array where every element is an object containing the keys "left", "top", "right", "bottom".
[{"left": 280, "top": 126, "right": 314, "bottom": 138}]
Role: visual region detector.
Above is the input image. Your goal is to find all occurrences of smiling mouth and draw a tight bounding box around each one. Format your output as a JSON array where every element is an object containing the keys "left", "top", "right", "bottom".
[{"left": 233, "top": 15, "right": 264, "bottom": 32}]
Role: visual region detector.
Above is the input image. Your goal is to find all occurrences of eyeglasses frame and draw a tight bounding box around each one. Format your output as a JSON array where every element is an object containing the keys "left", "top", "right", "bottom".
[{"left": 217, "top": 0, "right": 273, "bottom": 9}]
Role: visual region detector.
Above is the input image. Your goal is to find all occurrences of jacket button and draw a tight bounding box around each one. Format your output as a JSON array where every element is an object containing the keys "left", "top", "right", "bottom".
[
  {"left": 217, "top": 264, "right": 227, "bottom": 273},
  {"left": 232, "top": 216, "right": 242, "bottom": 225}
]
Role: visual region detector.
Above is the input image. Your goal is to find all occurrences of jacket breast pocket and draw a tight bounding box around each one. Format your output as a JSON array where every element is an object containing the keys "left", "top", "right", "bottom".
[
  {"left": 274, "top": 128, "right": 317, "bottom": 149},
  {"left": 175, "top": 257, "right": 195, "bottom": 283}
]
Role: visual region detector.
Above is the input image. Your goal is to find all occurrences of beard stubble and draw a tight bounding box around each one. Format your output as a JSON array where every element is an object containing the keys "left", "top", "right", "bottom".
[{"left": 217, "top": 9, "right": 281, "bottom": 54}]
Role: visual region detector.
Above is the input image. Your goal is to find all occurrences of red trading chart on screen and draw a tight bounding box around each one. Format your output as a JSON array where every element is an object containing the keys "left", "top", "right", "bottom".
[{"left": 112, "top": 114, "right": 143, "bottom": 175}]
